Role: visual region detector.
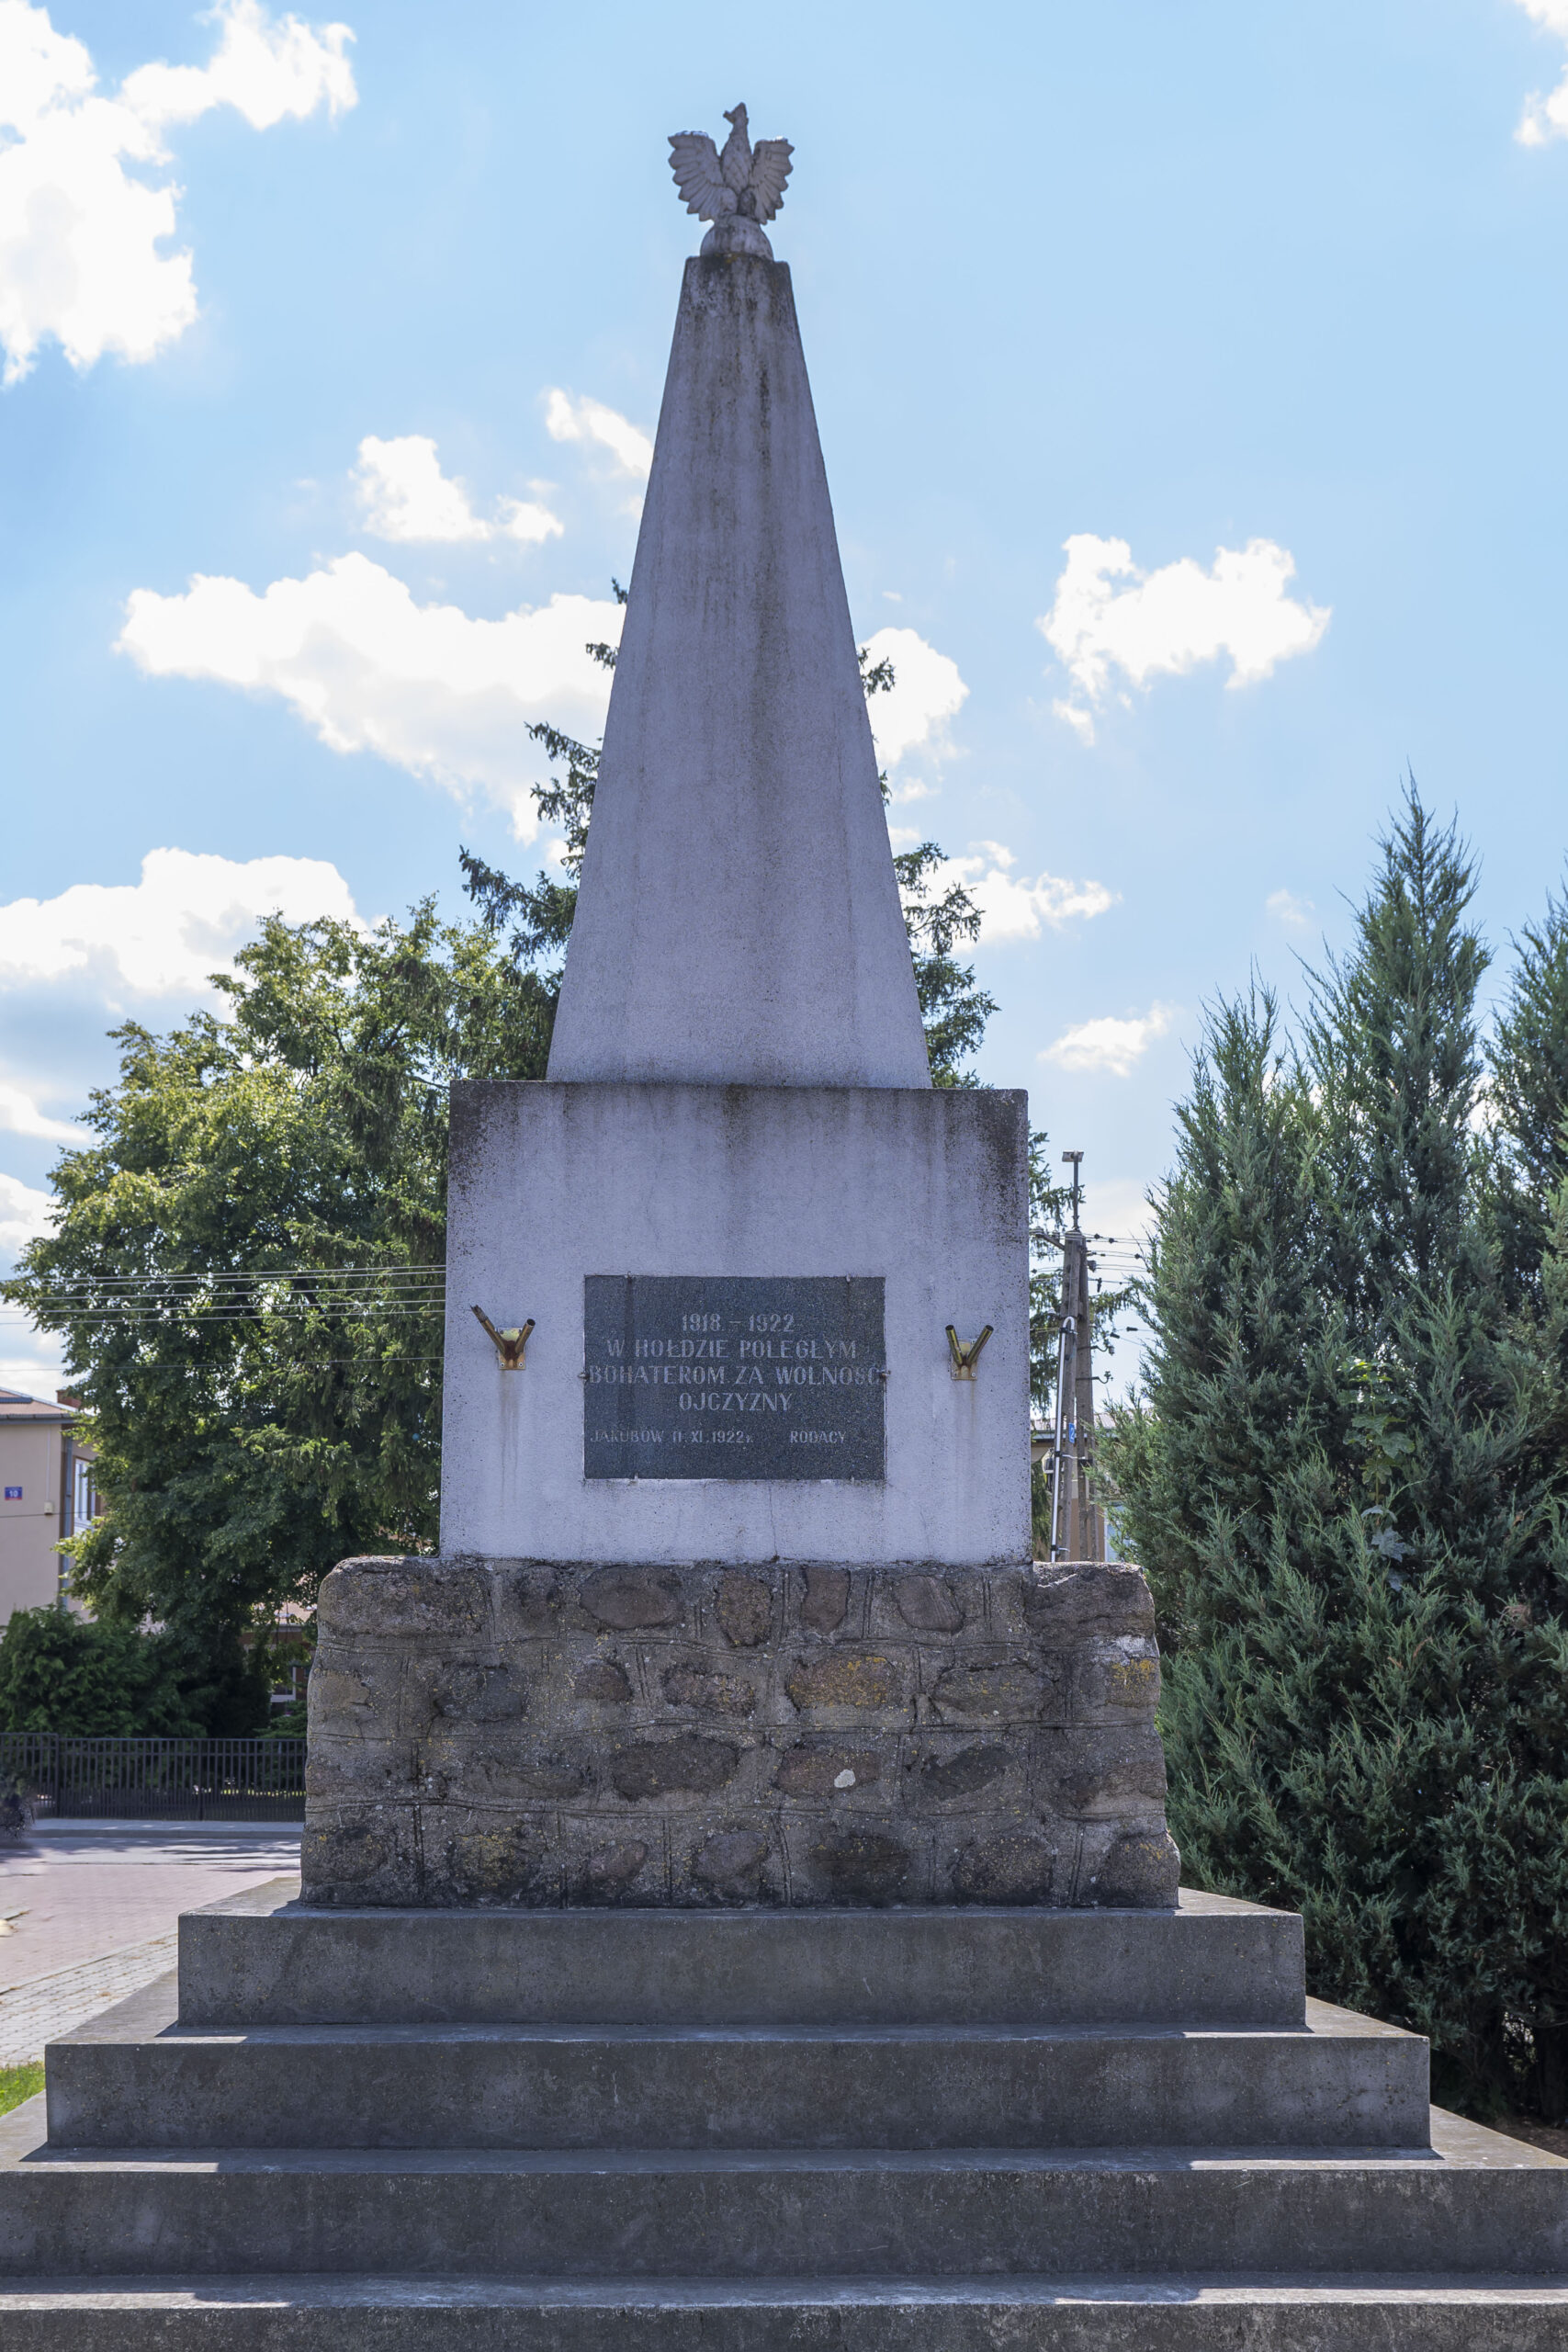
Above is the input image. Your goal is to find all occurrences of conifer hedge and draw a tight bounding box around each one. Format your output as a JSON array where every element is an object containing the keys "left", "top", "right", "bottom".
[{"left": 1103, "top": 790, "right": 1568, "bottom": 2120}]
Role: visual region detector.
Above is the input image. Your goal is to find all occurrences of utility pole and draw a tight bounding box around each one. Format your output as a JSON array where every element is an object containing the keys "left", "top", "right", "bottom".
[{"left": 1047, "top": 1150, "right": 1105, "bottom": 1565}]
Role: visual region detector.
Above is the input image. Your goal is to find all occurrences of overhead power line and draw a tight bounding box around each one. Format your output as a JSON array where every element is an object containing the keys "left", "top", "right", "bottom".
[{"left": 0, "top": 1265, "right": 449, "bottom": 1328}]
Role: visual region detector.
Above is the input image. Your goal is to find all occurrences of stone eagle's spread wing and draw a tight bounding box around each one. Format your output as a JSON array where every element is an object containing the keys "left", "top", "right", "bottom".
[
  {"left": 747, "top": 139, "right": 794, "bottom": 223},
  {"left": 669, "top": 133, "right": 732, "bottom": 220}
]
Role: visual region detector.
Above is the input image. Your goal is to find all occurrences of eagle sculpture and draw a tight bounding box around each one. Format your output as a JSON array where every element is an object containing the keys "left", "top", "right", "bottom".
[{"left": 669, "top": 106, "right": 793, "bottom": 247}]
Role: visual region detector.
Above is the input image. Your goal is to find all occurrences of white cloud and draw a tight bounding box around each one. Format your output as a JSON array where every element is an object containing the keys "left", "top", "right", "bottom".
[
  {"left": 919, "top": 842, "right": 1117, "bottom": 944},
  {"left": 0, "top": 0, "right": 355, "bottom": 385},
  {"left": 0, "top": 1080, "right": 79, "bottom": 1145},
  {"left": 0, "top": 1170, "right": 53, "bottom": 1254},
  {"left": 1039, "top": 535, "right": 1329, "bottom": 743},
  {"left": 118, "top": 0, "right": 355, "bottom": 131},
  {"left": 0, "top": 847, "right": 360, "bottom": 1001},
  {"left": 118, "top": 556, "right": 622, "bottom": 831},
  {"left": 1041, "top": 1001, "right": 1180, "bottom": 1078},
  {"left": 543, "top": 388, "right": 653, "bottom": 480},
  {"left": 354, "top": 435, "right": 489, "bottom": 544},
  {"left": 0, "top": 1356, "right": 67, "bottom": 1399},
  {"left": 353, "top": 435, "right": 562, "bottom": 548},
  {"left": 1052, "top": 697, "right": 1096, "bottom": 749},
  {"left": 497, "top": 495, "right": 566, "bottom": 547},
  {"left": 860, "top": 626, "right": 969, "bottom": 768},
  {"left": 1078, "top": 1176, "right": 1156, "bottom": 1252},
  {"left": 1267, "top": 888, "right": 1315, "bottom": 931},
  {"left": 1514, "top": 1, "right": 1568, "bottom": 144}
]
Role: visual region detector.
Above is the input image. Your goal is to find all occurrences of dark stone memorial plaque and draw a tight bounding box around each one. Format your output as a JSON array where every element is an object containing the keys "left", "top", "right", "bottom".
[{"left": 583, "top": 1275, "right": 886, "bottom": 1481}]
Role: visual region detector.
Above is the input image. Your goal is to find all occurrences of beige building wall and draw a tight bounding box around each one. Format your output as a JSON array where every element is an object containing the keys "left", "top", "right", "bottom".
[
  {"left": 0, "top": 1418, "right": 63, "bottom": 1622},
  {"left": 0, "top": 1398, "right": 95, "bottom": 1627}
]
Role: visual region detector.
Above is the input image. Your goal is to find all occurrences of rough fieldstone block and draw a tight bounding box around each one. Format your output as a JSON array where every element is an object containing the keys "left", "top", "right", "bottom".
[
  {"left": 1040, "top": 1726, "right": 1168, "bottom": 1819},
  {"left": 300, "top": 1808, "right": 416, "bottom": 1905},
  {"left": 888, "top": 1574, "right": 966, "bottom": 1634},
  {"left": 682, "top": 1824, "right": 777, "bottom": 1905},
  {"left": 714, "top": 1571, "right": 773, "bottom": 1646},
  {"left": 809, "top": 1826, "right": 916, "bottom": 1904},
  {"left": 572, "top": 1658, "right": 633, "bottom": 1703},
  {"left": 579, "top": 1832, "right": 654, "bottom": 1900},
  {"left": 1023, "top": 1563, "right": 1156, "bottom": 1641},
  {"left": 446, "top": 1743, "right": 590, "bottom": 1804},
  {"left": 927, "top": 1655, "right": 1056, "bottom": 1725},
  {"left": 772, "top": 1741, "right": 883, "bottom": 1798},
  {"left": 656, "top": 1653, "right": 762, "bottom": 1718},
  {"left": 578, "top": 1567, "right": 685, "bottom": 1631},
  {"left": 951, "top": 1828, "right": 1061, "bottom": 1904},
  {"left": 1071, "top": 1639, "right": 1163, "bottom": 1724},
  {"left": 607, "top": 1732, "right": 745, "bottom": 1802},
  {"left": 303, "top": 1735, "right": 416, "bottom": 1805},
  {"left": 797, "top": 1564, "right": 851, "bottom": 1631},
  {"left": 302, "top": 1556, "right": 1179, "bottom": 1907},
  {"left": 321, "top": 1555, "right": 491, "bottom": 1640},
  {"left": 425, "top": 1813, "right": 545, "bottom": 1905},
  {"left": 906, "top": 1739, "right": 1021, "bottom": 1812},
  {"left": 783, "top": 1649, "right": 906, "bottom": 1718}
]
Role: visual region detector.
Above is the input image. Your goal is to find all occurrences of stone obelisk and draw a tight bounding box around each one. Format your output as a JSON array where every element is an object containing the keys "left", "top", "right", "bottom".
[
  {"left": 301, "top": 110, "right": 1177, "bottom": 1912},
  {"left": 547, "top": 248, "right": 929, "bottom": 1090}
]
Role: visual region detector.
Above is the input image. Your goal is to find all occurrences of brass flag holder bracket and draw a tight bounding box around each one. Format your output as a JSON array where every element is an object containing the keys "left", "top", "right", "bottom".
[
  {"left": 945, "top": 1324, "right": 993, "bottom": 1382},
  {"left": 472, "top": 1307, "right": 536, "bottom": 1370}
]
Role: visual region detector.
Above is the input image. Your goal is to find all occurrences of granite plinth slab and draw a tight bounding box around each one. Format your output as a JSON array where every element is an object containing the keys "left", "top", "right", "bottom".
[
  {"left": 6, "top": 2273, "right": 1568, "bottom": 2352},
  {"left": 45, "top": 1973, "right": 1432, "bottom": 2152},
  {"left": 300, "top": 1555, "right": 1177, "bottom": 1911},
  {"left": 3, "top": 2101, "right": 1565, "bottom": 2280},
  {"left": 177, "top": 1886, "right": 1304, "bottom": 2030}
]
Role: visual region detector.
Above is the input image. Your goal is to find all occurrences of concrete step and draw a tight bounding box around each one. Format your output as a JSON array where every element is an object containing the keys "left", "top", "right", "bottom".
[
  {"left": 180, "top": 1883, "right": 1306, "bottom": 2030},
  {"left": 4, "top": 2099, "right": 1564, "bottom": 2280},
  {"left": 3, "top": 2273, "right": 1568, "bottom": 2350},
  {"left": 46, "top": 1977, "right": 1429, "bottom": 2152}
]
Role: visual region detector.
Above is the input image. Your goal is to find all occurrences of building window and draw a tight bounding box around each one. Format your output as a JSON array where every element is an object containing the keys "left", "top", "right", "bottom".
[{"left": 70, "top": 1454, "right": 96, "bottom": 1536}]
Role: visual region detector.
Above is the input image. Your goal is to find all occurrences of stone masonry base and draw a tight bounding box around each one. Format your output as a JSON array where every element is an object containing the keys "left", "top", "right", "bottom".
[{"left": 301, "top": 1556, "right": 1179, "bottom": 1909}]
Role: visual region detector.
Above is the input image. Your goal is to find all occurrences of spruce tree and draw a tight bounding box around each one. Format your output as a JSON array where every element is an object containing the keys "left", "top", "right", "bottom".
[
  {"left": 1105, "top": 793, "right": 1568, "bottom": 2120},
  {"left": 1486, "top": 879, "right": 1568, "bottom": 1304}
]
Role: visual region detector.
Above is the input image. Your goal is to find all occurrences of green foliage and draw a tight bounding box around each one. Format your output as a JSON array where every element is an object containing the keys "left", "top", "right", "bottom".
[
  {"left": 459, "top": 716, "right": 601, "bottom": 980},
  {"left": 0, "top": 2064, "right": 43, "bottom": 2119},
  {"left": 1485, "top": 878, "right": 1568, "bottom": 1305},
  {"left": 1102, "top": 788, "right": 1568, "bottom": 2121},
  {"left": 860, "top": 644, "right": 996, "bottom": 1087},
  {"left": 890, "top": 840, "right": 997, "bottom": 1087},
  {"left": 0, "top": 1607, "right": 208, "bottom": 1736},
  {"left": 2, "top": 904, "right": 550, "bottom": 1720}
]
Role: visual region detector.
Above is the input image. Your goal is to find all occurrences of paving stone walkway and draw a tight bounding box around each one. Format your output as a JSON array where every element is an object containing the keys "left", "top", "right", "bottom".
[{"left": 0, "top": 1822, "right": 299, "bottom": 2063}]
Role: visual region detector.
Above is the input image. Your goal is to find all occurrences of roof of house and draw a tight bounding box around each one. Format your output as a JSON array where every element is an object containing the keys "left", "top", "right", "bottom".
[{"left": 0, "top": 1389, "right": 81, "bottom": 1425}]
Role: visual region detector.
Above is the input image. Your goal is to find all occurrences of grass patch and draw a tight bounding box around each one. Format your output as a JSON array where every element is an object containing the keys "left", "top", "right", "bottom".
[{"left": 0, "top": 2062, "right": 43, "bottom": 2116}]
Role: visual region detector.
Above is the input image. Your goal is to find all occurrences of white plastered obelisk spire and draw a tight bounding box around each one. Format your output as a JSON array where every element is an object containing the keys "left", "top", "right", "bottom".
[
  {"left": 546, "top": 244, "right": 931, "bottom": 1089},
  {"left": 439, "top": 115, "right": 1027, "bottom": 1573}
]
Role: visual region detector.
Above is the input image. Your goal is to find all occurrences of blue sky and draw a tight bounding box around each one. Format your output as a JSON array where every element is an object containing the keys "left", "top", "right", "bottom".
[{"left": 3, "top": 0, "right": 1568, "bottom": 1393}]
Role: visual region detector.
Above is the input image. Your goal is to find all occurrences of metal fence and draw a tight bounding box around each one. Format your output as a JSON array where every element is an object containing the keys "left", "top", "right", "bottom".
[{"left": 0, "top": 1733, "right": 306, "bottom": 1821}]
